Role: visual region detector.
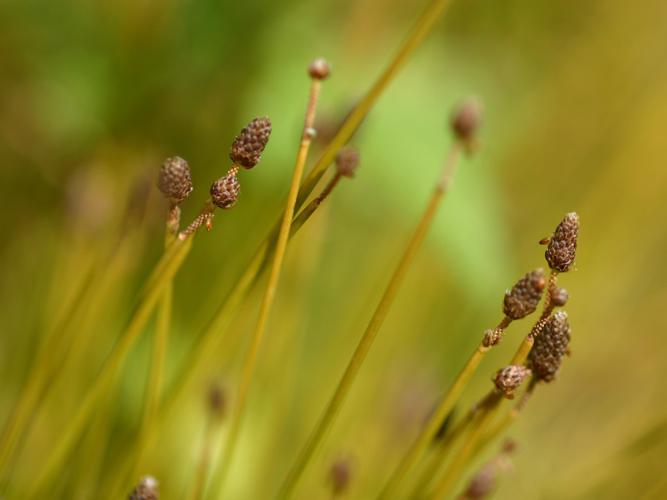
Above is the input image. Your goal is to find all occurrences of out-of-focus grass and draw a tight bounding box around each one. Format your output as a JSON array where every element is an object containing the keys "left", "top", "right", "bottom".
[{"left": 1, "top": 0, "right": 666, "bottom": 498}]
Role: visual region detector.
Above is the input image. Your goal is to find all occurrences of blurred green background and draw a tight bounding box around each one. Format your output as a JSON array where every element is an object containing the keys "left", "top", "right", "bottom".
[{"left": 1, "top": 0, "right": 667, "bottom": 498}]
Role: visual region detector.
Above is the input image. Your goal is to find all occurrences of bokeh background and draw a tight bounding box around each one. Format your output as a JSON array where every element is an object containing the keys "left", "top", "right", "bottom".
[{"left": 1, "top": 0, "right": 667, "bottom": 498}]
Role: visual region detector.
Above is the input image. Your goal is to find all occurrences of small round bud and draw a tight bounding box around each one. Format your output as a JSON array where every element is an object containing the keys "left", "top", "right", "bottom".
[
  {"left": 503, "top": 269, "right": 546, "bottom": 320},
  {"left": 210, "top": 171, "right": 240, "bottom": 209},
  {"left": 329, "top": 457, "right": 352, "bottom": 496},
  {"left": 529, "top": 311, "right": 571, "bottom": 383},
  {"left": 451, "top": 98, "right": 482, "bottom": 145},
  {"left": 308, "top": 58, "right": 331, "bottom": 80},
  {"left": 129, "top": 475, "right": 159, "bottom": 500},
  {"left": 229, "top": 117, "right": 272, "bottom": 169},
  {"left": 157, "top": 156, "right": 193, "bottom": 205},
  {"left": 493, "top": 365, "right": 531, "bottom": 398},
  {"left": 482, "top": 328, "right": 502, "bottom": 348},
  {"left": 550, "top": 287, "right": 569, "bottom": 307},
  {"left": 335, "top": 147, "right": 360, "bottom": 178},
  {"left": 545, "top": 212, "right": 579, "bottom": 272}
]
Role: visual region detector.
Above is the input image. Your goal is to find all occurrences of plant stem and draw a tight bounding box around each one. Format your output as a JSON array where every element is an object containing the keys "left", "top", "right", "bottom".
[
  {"left": 26, "top": 237, "right": 193, "bottom": 498},
  {"left": 188, "top": 416, "right": 216, "bottom": 500},
  {"left": 379, "top": 316, "right": 510, "bottom": 499},
  {"left": 208, "top": 78, "right": 322, "bottom": 499},
  {"left": 277, "top": 144, "right": 463, "bottom": 499}
]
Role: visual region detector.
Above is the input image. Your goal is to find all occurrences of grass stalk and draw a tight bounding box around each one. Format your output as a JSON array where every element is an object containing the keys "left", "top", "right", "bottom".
[
  {"left": 277, "top": 143, "right": 463, "bottom": 499},
  {"left": 207, "top": 77, "right": 323, "bottom": 498},
  {"left": 26, "top": 237, "right": 193, "bottom": 498}
]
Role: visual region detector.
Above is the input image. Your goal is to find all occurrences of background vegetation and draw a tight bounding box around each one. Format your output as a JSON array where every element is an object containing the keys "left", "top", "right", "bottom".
[{"left": 1, "top": 0, "right": 666, "bottom": 498}]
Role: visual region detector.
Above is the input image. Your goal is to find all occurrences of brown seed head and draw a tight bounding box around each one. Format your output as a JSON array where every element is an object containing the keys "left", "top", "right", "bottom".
[
  {"left": 461, "top": 462, "right": 497, "bottom": 499},
  {"left": 157, "top": 156, "right": 193, "bottom": 205},
  {"left": 503, "top": 269, "right": 546, "bottom": 320},
  {"left": 550, "top": 287, "right": 569, "bottom": 307},
  {"left": 529, "top": 311, "right": 571, "bottom": 382},
  {"left": 335, "top": 147, "right": 360, "bottom": 178},
  {"left": 451, "top": 98, "right": 482, "bottom": 145},
  {"left": 308, "top": 58, "right": 331, "bottom": 80},
  {"left": 329, "top": 457, "right": 352, "bottom": 496},
  {"left": 210, "top": 171, "right": 241, "bottom": 209},
  {"left": 494, "top": 365, "right": 531, "bottom": 398},
  {"left": 129, "top": 476, "right": 159, "bottom": 500},
  {"left": 229, "top": 117, "right": 272, "bottom": 169},
  {"left": 207, "top": 383, "right": 227, "bottom": 420},
  {"left": 545, "top": 212, "right": 579, "bottom": 272}
]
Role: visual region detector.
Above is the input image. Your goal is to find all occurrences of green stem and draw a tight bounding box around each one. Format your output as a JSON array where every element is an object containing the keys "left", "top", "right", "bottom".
[
  {"left": 208, "top": 78, "right": 322, "bottom": 499},
  {"left": 277, "top": 145, "right": 462, "bottom": 499},
  {"left": 26, "top": 237, "right": 193, "bottom": 498}
]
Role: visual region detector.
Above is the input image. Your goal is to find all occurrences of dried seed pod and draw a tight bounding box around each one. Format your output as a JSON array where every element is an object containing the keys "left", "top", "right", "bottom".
[
  {"left": 229, "top": 117, "right": 272, "bottom": 169},
  {"left": 210, "top": 171, "right": 241, "bottom": 209},
  {"left": 493, "top": 365, "right": 531, "bottom": 398},
  {"left": 335, "top": 147, "right": 360, "bottom": 178},
  {"left": 157, "top": 156, "right": 193, "bottom": 205},
  {"left": 550, "top": 287, "right": 569, "bottom": 307},
  {"left": 329, "top": 457, "right": 352, "bottom": 496},
  {"left": 129, "top": 476, "right": 159, "bottom": 500},
  {"left": 503, "top": 269, "right": 546, "bottom": 320},
  {"left": 308, "top": 58, "right": 331, "bottom": 80},
  {"left": 451, "top": 98, "right": 482, "bottom": 144},
  {"left": 529, "top": 311, "right": 571, "bottom": 382},
  {"left": 545, "top": 212, "right": 579, "bottom": 272}
]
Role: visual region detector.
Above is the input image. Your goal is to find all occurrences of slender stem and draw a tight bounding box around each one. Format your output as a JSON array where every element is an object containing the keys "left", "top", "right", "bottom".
[
  {"left": 188, "top": 416, "right": 216, "bottom": 500},
  {"left": 208, "top": 78, "right": 322, "bottom": 499},
  {"left": 26, "top": 237, "right": 193, "bottom": 498},
  {"left": 277, "top": 144, "right": 463, "bottom": 499}
]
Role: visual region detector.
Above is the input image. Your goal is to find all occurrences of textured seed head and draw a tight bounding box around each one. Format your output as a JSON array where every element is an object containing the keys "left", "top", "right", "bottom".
[
  {"left": 157, "top": 156, "right": 193, "bottom": 205},
  {"left": 129, "top": 476, "right": 159, "bottom": 500},
  {"left": 551, "top": 287, "right": 569, "bottom": 307},
  {"left": 503, "top": 269, "right": 546, "bottom": 320},
  {"left": 335, "top": 147, "right": 360, "bottom": 178},
  {"left": 451, "top": 98, "right": 482, "bottom": 144},
  {"left": 494, "top": 365, "right": 531, "bottom": 398},
  {"left": 529, "top": 311, "right": 571, "bottom": 382},
  {"left": 308, "top": 58, "right": 331, "bottom": 80},
  {"left": 210, "top": 171, "right": 241, "bottom": 209},
  {"left": 329, "top": 457, "right": 352, "bottom": 495},
  {"left": 229, "top": 117, "right": 272, "bottom": 169},
  {"left": 545, "top": 212, "right": 579, "bottom": 272},
  {"left": 207, "top": 383, "right": 227, "bottom": 420}
]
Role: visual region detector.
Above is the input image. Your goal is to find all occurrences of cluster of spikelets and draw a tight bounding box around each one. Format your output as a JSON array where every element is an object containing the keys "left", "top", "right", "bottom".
[
  {"left": 457, "top": 212, "right": 579, "bottom": 498},
  {"left": 156, "top": 116, "right": 272, "bottom": 240}
]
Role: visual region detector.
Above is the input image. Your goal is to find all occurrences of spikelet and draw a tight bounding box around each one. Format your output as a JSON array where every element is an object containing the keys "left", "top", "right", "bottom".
[
  {"left": 129, "top": 476, "right": 159, "bottom": 500},
  {"left": 529, "top": 311, "right": 571, "bottom": 382},
  {"left": 210, "top": 170, "right": 241, "bottom": 209},
  {"left": 157, "top": 156, "right": 193, "bottom": 205},
  {"left": 493, "top": 365, "right": 531, "bottom": 398},
  {"left": 335, "top": 147, "right": 360, "bottom": 178},
  {"left": 545, "top": 212, "right": 579, "bottom": 272},
  {"left": 503, "top": 269, "right": 546, "bottom": 320},
  {"left": 229, "top": 117, "right": 272, "bottom": 169}
]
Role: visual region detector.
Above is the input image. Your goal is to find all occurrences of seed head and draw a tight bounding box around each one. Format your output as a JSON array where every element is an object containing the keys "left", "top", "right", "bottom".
[
  {"left": 451, "top": 98, "right": 482, "bottom": 145},
  {"left": 208, "top": 383, "right": 227, "bottom": 420},
  {"left": 529, "top": 311, "right": 571, "bottom": 382},
  {"left": 157, "top": 156, "right": 193, "bottom": 205},
  {"left": 503, "top": 269, "right": 546, "bottom": 320},
  {"left": 335, "top": 147, "right": 360, "bottom": 178},
  {"left": 550, "top": 287, "right": 569, "bottom": 307},
  {"left": 229, "top": 117, "right": 272, "bottom": 169},
  {"left": 308, "top": 58, "right": 331, "bottom": 80},
  {"left": 129, "top": 476, "right": 159, "bottom": 500},
  {"left": 210, "top": 171, "right": 241, "bottom": 209},
  {"left": 329, "top": 457, "right": 352, "bottom": 496},
  {"left": 494, "top": 365, "right": 531, "bottom": 398},
  {"left": 545, "top": 212, "right": 579, "bottom": 272},
  {"left": 461, "top": 462, "right": 496, "bottom": 499}
]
